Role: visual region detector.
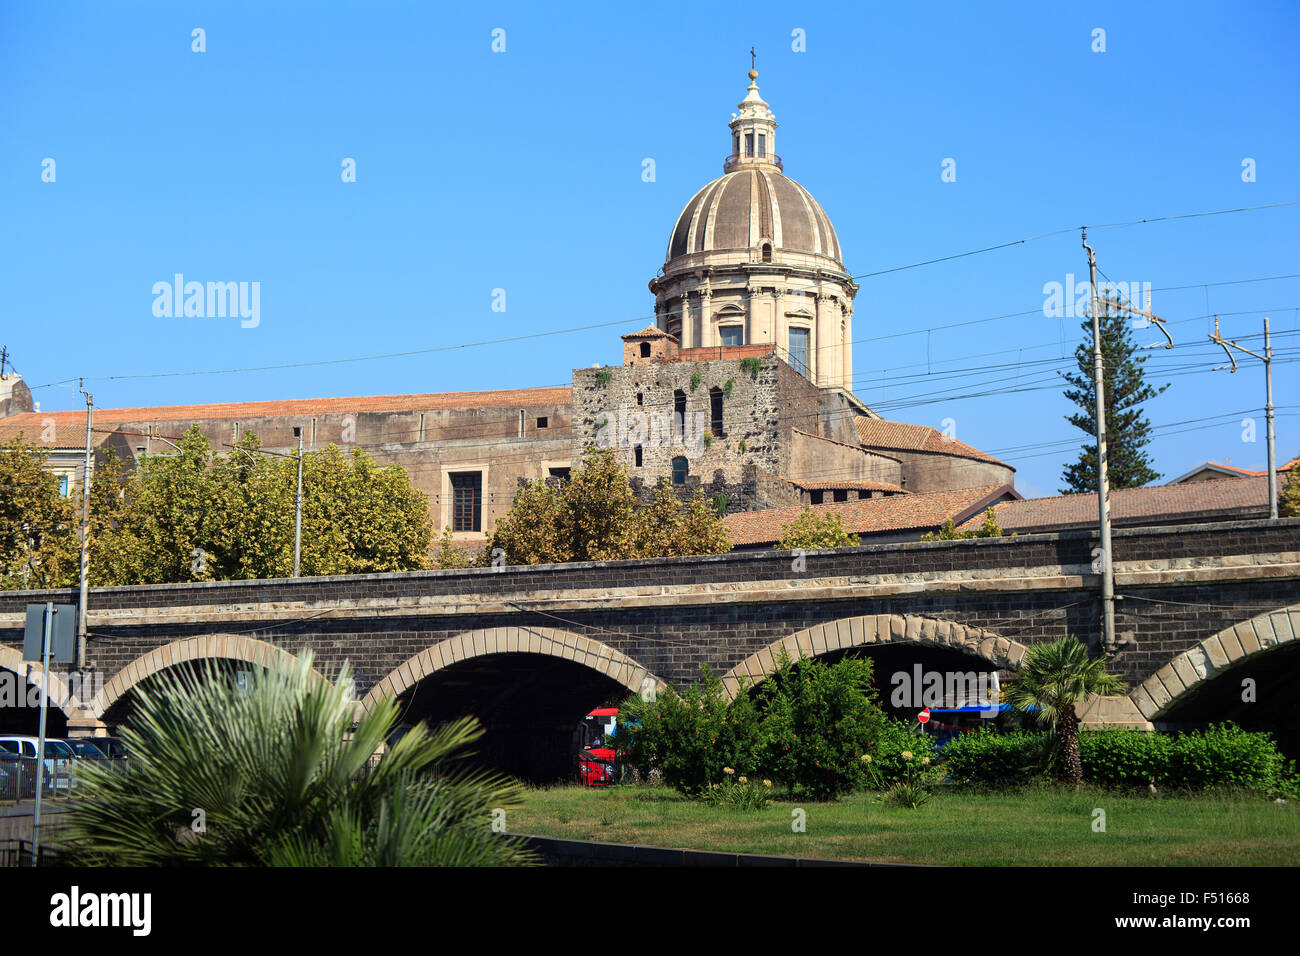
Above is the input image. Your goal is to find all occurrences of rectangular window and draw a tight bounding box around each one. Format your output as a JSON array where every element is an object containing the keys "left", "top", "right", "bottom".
[
  {"left": 536, "top": 416, "right": 548, "bottom": 429},
  {"left": 809, "top": 491, "right": 824, "bottom": 505},
  {"left": 758, "top": 134, "right": 766, "bottom": 157},
  {"left": 634, "top": 445, "right": 643, "bottom": 468},
  {"left": 450, "top": 472, "right": 482, "bottom": 532},
  {"left": 548, "top": 467, "right": 570, "bottom": 481},
  {"left": 58, "top": 475, "right": 70, "bottom": 497},
  {"left": 833, "top": 489, "right": 849, "bottom": 503},
  {"left": 719, "top": 326, "right": 744, "bottom": 347},
  {"left": 788, "top": 328, "right": 810, "bottom": 377},
  {"left": 745, "top": 133, "right": 754, "bottom": 156}
]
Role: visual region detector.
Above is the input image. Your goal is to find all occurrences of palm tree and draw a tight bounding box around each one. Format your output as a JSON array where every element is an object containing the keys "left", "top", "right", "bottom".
[
  {"left": 1001, "top": 636, "right": 1127, "bottom": 786},
  {"left": 61, "top": 652, "right": 535, "bottom": 866}
]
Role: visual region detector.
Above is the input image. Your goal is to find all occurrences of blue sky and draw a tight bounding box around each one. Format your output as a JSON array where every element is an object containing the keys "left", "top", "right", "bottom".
[{"left": 2, "top": 1, "right": 1297, "bottom": 496}]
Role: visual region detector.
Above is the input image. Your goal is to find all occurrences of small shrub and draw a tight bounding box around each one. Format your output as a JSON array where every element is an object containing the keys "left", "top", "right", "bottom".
[
  {"left": 690, "top": 371, "right": 701, "bottom": 391},
  {"left": 594, "top": 369, "right": 612, "bottom": 386},
  {"left": 737, "top": 439, "right": 747, "bottom": 453},
  {"left": 740, "top": 357, "right": 762, "bottom": 380},
  {"left": 754, "top": 651, "right": 887, "bottom": 800},
  {"left": 1078, "top": 729, "right": 1170, "bottom": 789},
  {"left": 941, "top": 729, "right": 1050, "bottom": 788},
  {"left": 863, "top": 719, "right": 938, "bottom": 789},
  {"left": 887, "top": 781, "right": 930, "bottom": 810},
  {"left": 616, "top": 666, "right": 760, "bottom": 796},
  {"left": 700, "top": 774, "right": 771, "bottom": 811},
  {"left": 1164, "top": 723, "right": 1291, "bottom": 793},
  {"left": 724, "top": 378, "right": 735, "bottom": 398},
  {"left": 703, "top": 432, "right": 713, "bottom": 449}
]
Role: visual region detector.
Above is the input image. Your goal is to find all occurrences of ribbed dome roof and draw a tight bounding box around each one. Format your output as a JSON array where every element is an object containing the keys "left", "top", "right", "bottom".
[{"left": 665, "top": 168, "right": 843, "bottom": 265}]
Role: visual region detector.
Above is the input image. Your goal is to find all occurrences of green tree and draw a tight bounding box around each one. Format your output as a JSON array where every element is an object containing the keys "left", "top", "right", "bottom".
[
  {"left": 433, "top": 526, "right": 475, "bottom": 569},
  {"left": 920, "top": 506, "right": 1005, "bottom": 541},
  {"left": 774, "top": 507, "right": 860, "bottom": 550},
  {"left": 632, "top": 480, "right": 732, "bottom": 557},
  {"left": 1280, "top": 459, "right": 1300, "bottom": 518},
  {"left": 60, "top": 651, "right": 533, "bottom": 866},
  {"left": 1001, "top": 635, "right": 1127, "bottom": 786},
  {"left": 565, "top": 447, "right": 639, "bottom": 561},
  {"left": 93, "top": 425, "right": 432, "bottom": 584},
  {"left": 487, "top": 449, "right": 731, "bottom": 564},
  {"left": 0, "top": 433, "right": 78, "bottom": 589},
  {"left": 1060, "top": 295, "right": 1168, "bottom": 493}
]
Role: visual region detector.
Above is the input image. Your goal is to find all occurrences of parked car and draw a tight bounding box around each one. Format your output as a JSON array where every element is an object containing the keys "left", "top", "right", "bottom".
[
  {"left": 0, "top": 736, "right": 75, "bottom": 792},
  {"left": 92, "top": 737, "right": 128, "bottom": 759},
  {"left": 62, "top": 738, "right": 109, "bottom": 759}
]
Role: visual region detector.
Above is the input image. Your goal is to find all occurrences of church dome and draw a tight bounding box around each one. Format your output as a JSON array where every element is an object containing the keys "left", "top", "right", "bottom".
[{"left": 665, "top": 169, "right": 843, "bottom": 265}]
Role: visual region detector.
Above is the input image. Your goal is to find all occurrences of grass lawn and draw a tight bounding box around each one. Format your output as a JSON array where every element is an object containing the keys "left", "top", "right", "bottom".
[{"left": 511, "top": 783, "right": 1300, "bottom": 865}]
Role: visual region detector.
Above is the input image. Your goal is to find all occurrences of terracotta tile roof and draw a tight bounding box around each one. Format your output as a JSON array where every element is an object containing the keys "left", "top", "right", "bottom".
[
  {"left": 854, "top": 417, "right": 1013, "bottom": 470},
  {"left": 958, "top": 477, "right": 1271, "bottom": 534},
  {"left": 1169, "top": 458, "right": 1298, "bottom": 482},
  {"left": 622, "top": 325, "right": 676, "bottom": 340},
  {"left": 782, "top": 478, "right": 908, "bottom": 493},
  {"left": 0, "top": 386, "right": 573, "bottom": 428},
  {"left": 723, "top": 484, "right": 1018, "bottom": 547},
  {"left": 0, "top": 424, "right": 118, "bottom": 450}
]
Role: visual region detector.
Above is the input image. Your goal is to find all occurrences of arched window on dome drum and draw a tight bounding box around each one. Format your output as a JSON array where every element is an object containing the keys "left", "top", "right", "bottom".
[
  {"left": 672, "top": 456, "right": 689, "bottom": 485},
  {"left": 640, "top": 342, "right": 651, "bottom": 358},
  {"left": 761, "top": 242, "right": 772, "bottom": 263}
]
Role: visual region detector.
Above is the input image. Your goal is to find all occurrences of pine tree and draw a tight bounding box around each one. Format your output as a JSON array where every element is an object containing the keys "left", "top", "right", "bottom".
[{"left": 1060, "top": 295, "right": 1168, "bottom": 493}]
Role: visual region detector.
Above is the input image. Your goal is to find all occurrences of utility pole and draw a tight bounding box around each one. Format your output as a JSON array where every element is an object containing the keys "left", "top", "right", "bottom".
[
  {"left": 1081, "top": 231, "right": 1116, "bottom": 653},
  {"left": 31, "top": 602, "right": 53, "bottom": 866},
  {"left": 77, "top": 382, "right": 93, "bottom": 669},
  {"left": 1210, "top": 316, "right": 1278, "bottom": 519},
  {"left": 293, "top": 426, "right": 303, "bottom": 577}
]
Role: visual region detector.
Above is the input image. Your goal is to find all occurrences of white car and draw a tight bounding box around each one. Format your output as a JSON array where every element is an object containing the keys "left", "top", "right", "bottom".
[{"left": 0, "top": 736, "right": 75, "bottom": 792}]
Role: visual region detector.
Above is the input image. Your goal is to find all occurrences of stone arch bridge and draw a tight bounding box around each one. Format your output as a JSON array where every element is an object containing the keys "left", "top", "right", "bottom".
[{"left": 2, "top": 518, "right": 1297, "bottom": 778}]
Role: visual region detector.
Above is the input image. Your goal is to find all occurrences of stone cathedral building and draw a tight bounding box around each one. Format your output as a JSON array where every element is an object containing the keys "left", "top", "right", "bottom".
[{"left": 0, "top": 71, "right": 1014, "bottom": 545}]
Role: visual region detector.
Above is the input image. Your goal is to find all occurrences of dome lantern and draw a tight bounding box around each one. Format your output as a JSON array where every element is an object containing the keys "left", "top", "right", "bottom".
[{"left": 725, "top": 70, "right": 781, "bottom": 173}]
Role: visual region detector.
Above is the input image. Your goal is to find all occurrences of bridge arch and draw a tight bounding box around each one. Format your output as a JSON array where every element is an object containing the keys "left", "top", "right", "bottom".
[
  {"left": 720, "top": 613, "right": 1029, "bottom": 698},
  {"left": 91, "top": 635, "right": 323, "bottom": 719},
  {"left": 1131, "top": 605, "right": 1300, "bottom": 721},
  {"left": 360, "top": 626, "right": 665, "bottom": 713},
  {"left": 0, "top": 643, "right": 86, "bottom": 723}
]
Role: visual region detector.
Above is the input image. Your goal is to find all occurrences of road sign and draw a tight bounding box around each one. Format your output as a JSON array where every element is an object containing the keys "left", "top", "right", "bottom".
[
  {"left": 23, "top": 604, "right": 76, "bottom": 663},
  {"left": 918, "top": 707, "right": 930, "bottom": 724}
]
